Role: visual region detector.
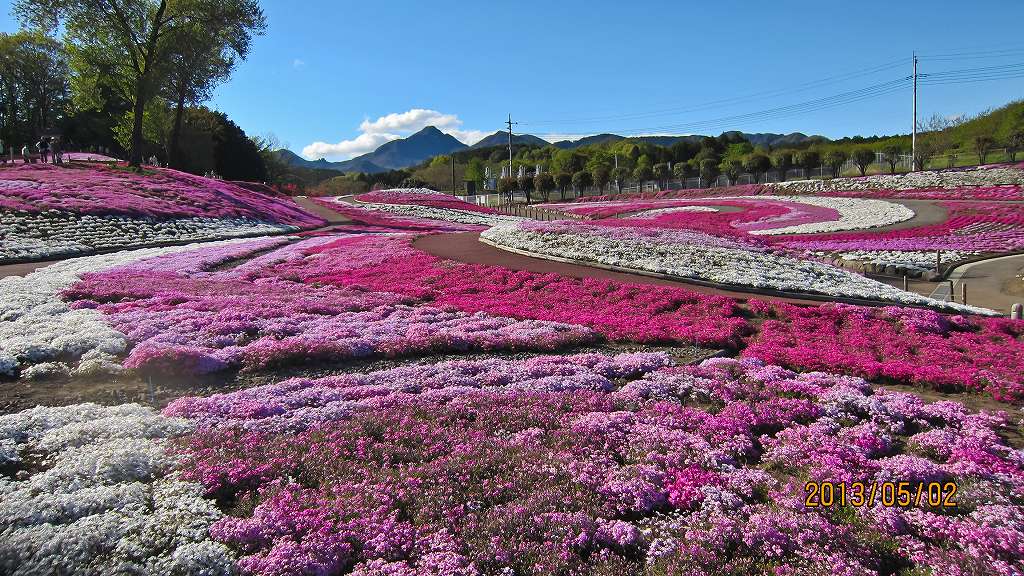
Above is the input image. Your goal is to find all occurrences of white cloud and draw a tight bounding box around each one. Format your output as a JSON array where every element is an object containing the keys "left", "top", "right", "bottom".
[
  {"left": 301, "top": 108, "right": 490, "bottom": 161},
  {"left": 358, "top": 109, "right": 459, "bottom": 133},
  {"left": 447, "top": 128, "right": 489, "bottom": 145},
  {"left": 292, "top": 58, "right": 306, "bottom": 69},
  {"left": 537, "top": 133, "right": 593, "bottom": 143},
  {"left": 302, "top": 132, "right": 398, "bottom": 161}
]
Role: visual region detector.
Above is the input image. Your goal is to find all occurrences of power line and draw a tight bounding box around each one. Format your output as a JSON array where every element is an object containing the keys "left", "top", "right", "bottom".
[
  {"left": 519, "top": 58, "right": 907, "bottom": 127},
  {"left": 917, "top": 46, "right": 1024, "bottom": 60},
  {"left": 516, "top": 48, "right": 1024, "bottom": 140},
  {"left": 610, "top": 77, "right": 912, "bottom": 135}
]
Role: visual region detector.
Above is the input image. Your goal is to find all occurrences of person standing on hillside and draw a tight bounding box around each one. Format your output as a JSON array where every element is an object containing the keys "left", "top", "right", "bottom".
[
  {"left": 36, "top": 138, "right": 48, "bottom": 164},
  {"left": 50, "top": 137, "right": 62, "bottom": 164},
  {"left": 21, "top": 144, "right": 31, "bottom": 163},
  {"left": 0, "top": 138, "right": 5, "bottom": 164}
]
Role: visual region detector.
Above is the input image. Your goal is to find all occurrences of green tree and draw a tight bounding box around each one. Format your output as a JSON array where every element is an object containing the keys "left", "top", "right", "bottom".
[
  {"left": 498, "top": 176, "right": 517, "bottom": 201},
  {"left": 611, "top": 166, "right": 629, "bottom": 194},
  {"left": 251, "top": 133, "right": 289, "bottom": 186},
  {"left": 852, "top": 147, "right": 875, "bottom": 176},
  {"left": 632, "top": 164, "right": 653, "bottom": 188},
  {"left": 912, "top": 137, "right": 939, "bottom": 171},
  {"left": 794, "top": 149, "right": 821, "bottom": 177},
  {"left": 464, "top": 157, "right": 485, "bottom": 187},
  {"left": 517, "top": 173, "right": 535, "bottom": 203},
  {"left": 572, "top": 170, "right": 592, "bottom": 195},
  {"left": 590, "top": 164, "right": 611, "bottom": 194},
  {"left": 742, "top": 153, "right": 771, "bottom": 183},
  {"left": 699, "top": 158, "right": 720, "bottom": 187},
  {"left": 0, "top": 31, "right": 69, "bottom": 147},
  {"left": 315, "top": 174, "right": 369, "bottom": 197},
  {"left": 822, "top": 149, "right": 848, "bottom": 178},
  {"left": 162, "top": 12, "right": 258, "bottom": 169},
  {"left": 719, "top": 158, "right": 743, "bottom": 185},
  {"left": 671, "top": 161, "right": 691, "bottom": 183},
  {"left": 533, "top": 172, "right": 555, "bottom": 203},
  {"left": 652, "top": 162, "right": 670, "bottom": 189},
  {"left": 974, "top": 135, "right": 996, "bottom": 164},
  {"left": 771, "top": 151, "right": 793, "bottom": 181},
  {"left": 554, "top": 172, "right": 572, "bottom": 199},
  {"left": 1007, "top": 130, "right": 1024, "bottom": 163},
  {"left": 16, "top": 0, "right": 266, "bottom": 168},
  {"left": 882, "top": 144, "right": 903, "bottom": 174},
  {"left": 179, "top": 107, "right": 263, "bottom": 179}
]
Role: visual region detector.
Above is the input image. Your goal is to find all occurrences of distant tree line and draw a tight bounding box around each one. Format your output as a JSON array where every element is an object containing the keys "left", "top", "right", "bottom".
[{"left": 442, "top": 100, "right": 1024, "bottom": 202}]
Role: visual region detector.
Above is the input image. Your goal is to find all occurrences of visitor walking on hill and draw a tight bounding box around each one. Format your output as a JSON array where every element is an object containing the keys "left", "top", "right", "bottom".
[
  {"left": 0, "top": 139, "right": 5, "bottom": 164},
  {"left": 36, "top": 138, "right": 49, "bottom": 164},
  {"left": 50, "top": 137, "right": 62, "bottom": 165},
  {"left": 21, "top": 144, "right": 30, "bottom": 163}
]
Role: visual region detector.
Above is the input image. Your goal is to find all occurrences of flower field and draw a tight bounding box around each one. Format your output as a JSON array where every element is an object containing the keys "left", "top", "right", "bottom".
[
  {"left": 779, "top": 201, "right": 1024, "bottom": 255},
  {"left": 344, "top": 196, "right": 522, "bottom": 227},
  {"left": 480, "top": 220, "right": 985, "bottom": 311},
  {"left": 543, "top": 185, "right": 1024, "bottom": 272},
  {"left": 0, "top": 164, "right": 321, "bottom": 225},
  {"left": 355, "top": 188, "right": 500, "bottom": 214},
  {"left": 311, "top": 199, "right": 486, "bottom": 232},
  {"left": 4, "top": 173, "right": 1024, "bottom": 574},
  {"left": 0, "top": 164, "right": 324, "bottom": 262},
  {"left": 766, "top": 163, "right": 1024, "bottom": 196},
  {"left": 5, "top": 355, "right": 1023, "bottom": 575},
  {"left": 545, "top": 195, "right": 914, "bottom": 236}
]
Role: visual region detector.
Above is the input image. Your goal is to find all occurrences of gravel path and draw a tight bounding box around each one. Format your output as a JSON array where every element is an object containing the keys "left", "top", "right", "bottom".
[
  {"left": 414, "top": 231, "right": 827, "bottom": 306},
  {"left": 292, "top": 196, "right": 354, "bottom": 223}
]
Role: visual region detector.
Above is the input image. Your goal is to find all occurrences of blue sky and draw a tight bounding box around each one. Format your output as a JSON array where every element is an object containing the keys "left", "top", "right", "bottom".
[{"left": 4, "top": 0, "right": 1024, "bottom": 160}]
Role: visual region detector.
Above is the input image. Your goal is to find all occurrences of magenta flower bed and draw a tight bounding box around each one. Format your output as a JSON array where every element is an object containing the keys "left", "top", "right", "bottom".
[
  {"left": 356, "top": 189, "right": 498, "bottom": 214},
  {"left": 551, "top": 196, "right": 1024, "bottom": 254},
  {"left": 58, "top": 232, "right": 1024, "bottom": 399},
  {"left": 311, "top": 199, "right": 485, "bottom": 232},
  {"left": 544, "top": 197, "right": 841, "bottom": 237},
  {"left": 602, "top": 200, "right": 791, "bottom": 238},
  {"left": 196, "top": 232, "right": 1024, "bottom": 400},
  {"left": 0, "top": 163, "right": 324, "bottom": 226},
  {"left": 62, "top": 237, "right": 596, "bottom": 375},
  {"left": 166, "top": 355, "right": 1024, "bottom": 576},
  {"left": 743, "top": 300, "right": 1024, "bottom": 402},
  {"left": 780, "top": 201, "right": 1024, "bottom": 253},
  {"left": 252, "top": 234, "right": 752, "bottom": 347},
  {"left": 544, "top": 197, "right": 778, "bottom": 221},
  {"left": 818, "top": 184, "right": 1024, "bottom": 201}
]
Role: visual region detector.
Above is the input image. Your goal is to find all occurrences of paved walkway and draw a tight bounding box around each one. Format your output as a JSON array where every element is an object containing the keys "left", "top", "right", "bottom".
[
  {"left": 415, "top": 232, "right": 848, "bottom": 307},
  {"left": 930, "top": 253, "right": 1024, "bottom": 314},
  {"left": 292, "top": 196, "right": 354, "bottom": 224}
]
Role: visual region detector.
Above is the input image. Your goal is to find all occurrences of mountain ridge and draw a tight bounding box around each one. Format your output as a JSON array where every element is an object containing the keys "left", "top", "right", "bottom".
[{"left": 277, "top": 127, "right": 824, "bottom": 173}]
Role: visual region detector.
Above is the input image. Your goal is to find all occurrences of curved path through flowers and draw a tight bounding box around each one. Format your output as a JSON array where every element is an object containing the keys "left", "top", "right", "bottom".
[
  {"left": 415, "top": 231, "right": 830, "bottom": 307},
  {"left": 292, "top": 195, "right": 354, "bottom": 223},
  {"left": 932, "top": 252, "right": 1024, "bottom": 314}
]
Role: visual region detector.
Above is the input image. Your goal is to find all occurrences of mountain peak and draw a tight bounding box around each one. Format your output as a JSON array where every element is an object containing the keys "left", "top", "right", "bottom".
[{"left": 411, "top": 125, "right": 445, "bottom": 137}]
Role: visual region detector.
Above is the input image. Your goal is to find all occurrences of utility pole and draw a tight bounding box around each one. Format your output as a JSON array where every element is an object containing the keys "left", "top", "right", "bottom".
[
  {"left": 912, "top": 52, "right": 918, "bottom": 171},
  {"left": 451, "top": 154, "right": 456, "bottom": 194},
  {"left": 506, "top": 113, "right": 516, "bottom": 172},
  {"left": 506, "top": 114, "right": 517, "bottom": 204}
]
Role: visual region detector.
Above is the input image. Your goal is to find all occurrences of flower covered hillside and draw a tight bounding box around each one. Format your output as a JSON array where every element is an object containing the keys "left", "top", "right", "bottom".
[
  {"left": 0, "top": 164, "right": 325, "bottom": 261},
  {"left": 0, "top": 163, "right": 324, "bottom": 227}
]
